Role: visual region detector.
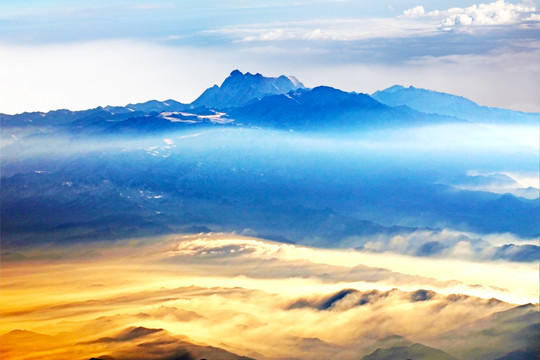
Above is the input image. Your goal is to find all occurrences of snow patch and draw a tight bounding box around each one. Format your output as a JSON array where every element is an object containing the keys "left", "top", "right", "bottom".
[
  {"left": 287, "top": 75, "right": 304, "bottom": 88},
  {"left": 160, "top": 112, "right": 198, "bottom": 123},
  {"left": 198, "top": 111, "right": 234, "bottom": 124},
  {"left": 160, "top": 110, "right": 233, "bottom": 124}
]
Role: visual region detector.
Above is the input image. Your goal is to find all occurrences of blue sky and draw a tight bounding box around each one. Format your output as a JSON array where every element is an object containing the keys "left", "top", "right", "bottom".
[{"left": 1, "top": 0, "right": 539, "bottom": 113}]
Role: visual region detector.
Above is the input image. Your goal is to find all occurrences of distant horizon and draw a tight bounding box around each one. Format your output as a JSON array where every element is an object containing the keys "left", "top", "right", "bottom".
[
  {"left": 1, "top": 0, "right": 539, "bottom": 114},
  {"left": 2, "top": 68, "right": 539, "bottom": 116}
]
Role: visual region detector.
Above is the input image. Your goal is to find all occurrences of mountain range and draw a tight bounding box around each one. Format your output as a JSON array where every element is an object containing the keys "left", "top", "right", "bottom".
[
  {"left": 1, "top": 70, "right": 539, "bottom": 360},
  {"left": 1, "top": 70, "right": 538, "bottom": 260},
  {"left": 2, "top": 70, "right": 537, "bottom": 135},
  {"left": 2, "top": 293, "right": 537, "bottom": 360},
  {"left": 0, "top": 326, "right": 255, "bottom": 360}
]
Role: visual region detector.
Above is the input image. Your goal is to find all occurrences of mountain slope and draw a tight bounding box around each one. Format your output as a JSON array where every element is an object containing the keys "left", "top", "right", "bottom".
[
  {"left": 430, "top": 304, "right": 540, "bottom": 360},
  {"left": 362, "top": 343, "right": 458, "bottom": 360},
  {"left": 232, "top": 86, "right": 456, "bottom": 131},
  {"left": 0, "top": 327, "right": 255, "bottom": 360},
  {"left": 372, "top": 85, "right": 539, "bottom": 123}
]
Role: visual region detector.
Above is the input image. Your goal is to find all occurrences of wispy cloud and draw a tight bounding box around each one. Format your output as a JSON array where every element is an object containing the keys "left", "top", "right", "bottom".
[
  {"left": 205, "top": 1, "right": 539, "bottom": 43},
  {"left": 204, "top": 17, "right": 437, "bottom": 43}
]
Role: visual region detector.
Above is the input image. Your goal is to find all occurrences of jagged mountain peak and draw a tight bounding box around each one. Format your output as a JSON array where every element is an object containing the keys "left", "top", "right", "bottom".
[
  {"left": 192, "top": 70, "right": 305, "bottom": 109},
  {"left": 229, "top": 69, "right": 243, "bottom": 77},
  {"left": 380, "top": 84, "right": 408, "bottom": 92}
]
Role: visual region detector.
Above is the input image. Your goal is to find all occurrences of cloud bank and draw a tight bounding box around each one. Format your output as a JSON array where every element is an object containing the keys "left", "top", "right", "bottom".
[{"left": 1, "top": 234, "right": 537, "bottom": 359}]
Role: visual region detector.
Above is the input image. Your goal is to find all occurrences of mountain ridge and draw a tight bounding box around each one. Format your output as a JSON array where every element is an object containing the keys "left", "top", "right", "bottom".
[
  {"left": 372, "top": 85, "right": 539, "bottom": 124},
  {"left": 2, "top": 71, "right": 538, "bottom": 132},
  {"left": 230, "top": 85, "right": 458, "bottom": 131},
  {"left": 191, "top": 69, "right": 305, "bottom": 109}
]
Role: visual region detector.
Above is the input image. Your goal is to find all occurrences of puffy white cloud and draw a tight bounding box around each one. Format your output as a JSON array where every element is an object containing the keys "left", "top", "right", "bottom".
[
  {"left": 404, "top": 1, "right": 538, "bottom": 30},
  {"left": 403, "top": 5, "right": 426, "bottom": 17},
  {"left": 441, "top": 1, "right": 537, "bottom": 29}
]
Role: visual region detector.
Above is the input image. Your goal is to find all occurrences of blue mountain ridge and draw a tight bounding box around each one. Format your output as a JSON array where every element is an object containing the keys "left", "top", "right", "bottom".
[
  {"left": 229, "top": 85, "right": 458, "bottom": 131},
  {"left": 1, "top": 70, "right": 538, "bottom": 252},
  {"left": 2, "top": 70, "right": 538, "bottom": 133},
  {"left": 372, "top": 85, "right": 539, "bottom": 124},
  {"left": 192, "top": 69, "right": 305, "bottom": 108}
]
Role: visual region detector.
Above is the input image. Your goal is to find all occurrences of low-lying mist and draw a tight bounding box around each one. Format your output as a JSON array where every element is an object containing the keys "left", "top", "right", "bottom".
[
  {"left": 2, "top": 124, "right": 538, "bottom": 252},
  {"left": 2, "top": 125, "right": 538, "bottom": 195}
]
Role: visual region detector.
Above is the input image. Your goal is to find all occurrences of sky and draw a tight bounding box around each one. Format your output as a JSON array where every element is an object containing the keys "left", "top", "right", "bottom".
[{"left": 0, "top": 0, "right": 539, "bottom": 114}]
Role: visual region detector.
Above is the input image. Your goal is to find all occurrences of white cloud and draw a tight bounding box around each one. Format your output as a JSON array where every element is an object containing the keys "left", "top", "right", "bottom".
[
  {"left": 403, "top": 5, "right": 426, "bottom": 17},
  {"left": 403, "top": 1, "right": 538, "bottom": 30},
  {"left": 259, "top": 28, "right": 287, "bottom": 40},
  {"left": 452, "top": 168, "right": 539, "bottom": 198},
  {"left": 524, "top": 13, "right": 540, "bottom": 20},
  {"left": 209, "top": 2, "right": 539, "bottom": 44},
  {"left": 442, "top": 1, "right": 536, "bottom": 29},
  {"left": 212, "top": 18, "right": 437, "bottom": 43},
  {"left": 447, "top": 240, "right": 478, "bottom": 259}
]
